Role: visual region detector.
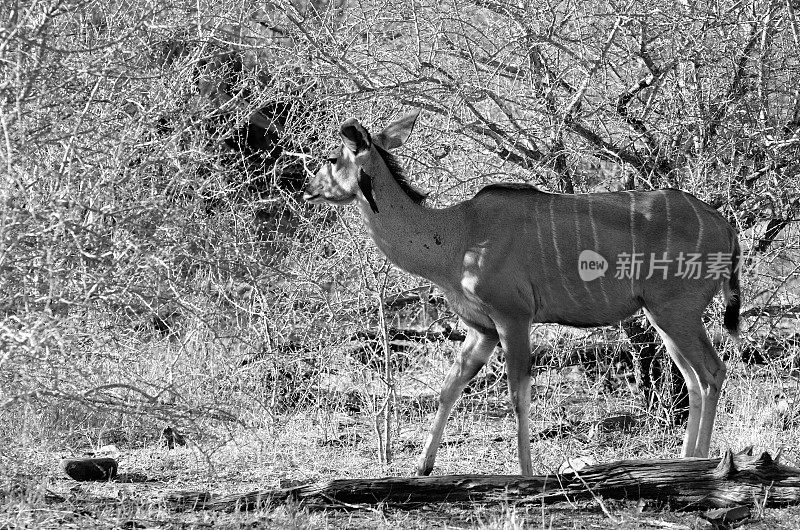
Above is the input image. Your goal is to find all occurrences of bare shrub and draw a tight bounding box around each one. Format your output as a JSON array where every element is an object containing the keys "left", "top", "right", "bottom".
[{"left": 0, "top": 0, "right": 797, "bottom": 466}]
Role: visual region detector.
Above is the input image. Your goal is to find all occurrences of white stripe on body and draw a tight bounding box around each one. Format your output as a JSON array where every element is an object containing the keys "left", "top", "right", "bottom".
[
  {"left": 587, "top": 199, "right": 611, "bottom": 307},
  {"left": 682, "top": 191, "right": 705, "bottom": 253},
  {"left": 574, "top": 199, "right": 595, "bottom": 301},
  {"left": 628, "top": 192, "right": 638, "bottom": 292},
  {"left": 550, "top": 194, "right": 581, "bottom": 307}
]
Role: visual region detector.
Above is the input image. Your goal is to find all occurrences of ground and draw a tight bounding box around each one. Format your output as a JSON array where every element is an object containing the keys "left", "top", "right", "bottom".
[{"left": 4, "top": 354, "right": 800, "bottom": 529}]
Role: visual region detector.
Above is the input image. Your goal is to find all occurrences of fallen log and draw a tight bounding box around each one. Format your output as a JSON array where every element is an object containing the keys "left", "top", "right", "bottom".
[{"left": 166, "top": 450, "right": 800, "bottom": 512}]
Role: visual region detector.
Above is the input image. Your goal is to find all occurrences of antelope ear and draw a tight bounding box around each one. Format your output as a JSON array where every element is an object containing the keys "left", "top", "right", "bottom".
[
  {"left": 340, "top": 118, "right": 371, "bottom": 154},
  {"left": 375, "top": 110, "right": 420, "bottom": 150}
]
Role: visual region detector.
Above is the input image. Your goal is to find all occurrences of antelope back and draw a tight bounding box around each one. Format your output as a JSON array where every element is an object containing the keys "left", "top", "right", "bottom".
[{"left": 461, "top": 188, "right": 738, "bottom": 327}]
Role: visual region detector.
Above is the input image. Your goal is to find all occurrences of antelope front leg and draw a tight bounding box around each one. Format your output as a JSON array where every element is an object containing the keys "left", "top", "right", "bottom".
[
  {"left": 498, "top": 321, "right": 533, "bottom": 476},
  {"left": 417, "top": 327, "right": 497, "bottom": 475}
]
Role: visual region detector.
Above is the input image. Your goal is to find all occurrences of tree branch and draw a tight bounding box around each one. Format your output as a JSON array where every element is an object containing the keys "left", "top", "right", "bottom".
[
  {"left": 614, "top": 65, "right": 678, "bottom": 177},
  {"left": 703, "top": 22, "right": 761, "bottom": 147},
  {"left": 562, "top": 17, "right": 623, "bottom": 123}
]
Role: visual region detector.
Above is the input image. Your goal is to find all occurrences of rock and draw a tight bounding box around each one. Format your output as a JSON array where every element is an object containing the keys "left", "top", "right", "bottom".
[{"left": 60, "top": 457, "right": 118, "bottom": 481}]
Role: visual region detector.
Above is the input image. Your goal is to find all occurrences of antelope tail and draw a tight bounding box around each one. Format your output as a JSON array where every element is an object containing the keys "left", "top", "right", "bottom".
[{"left": 723, "top": 239, "right": 741, "bottom": 336}]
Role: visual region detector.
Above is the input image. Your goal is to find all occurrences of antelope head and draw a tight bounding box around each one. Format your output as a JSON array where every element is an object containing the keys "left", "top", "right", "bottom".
[{"left": 303, "top": 112, "right": 420, "bottom": 210}]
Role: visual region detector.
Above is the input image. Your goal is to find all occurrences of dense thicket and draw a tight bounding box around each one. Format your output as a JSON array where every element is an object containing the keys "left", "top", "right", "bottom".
[{"left": 1, "top": 0, "right": 797, "bottom": 448}]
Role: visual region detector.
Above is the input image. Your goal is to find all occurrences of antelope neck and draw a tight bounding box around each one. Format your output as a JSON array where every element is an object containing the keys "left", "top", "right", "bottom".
[{"left": 356, "top": 158, "right": 463, "bottom": 286}]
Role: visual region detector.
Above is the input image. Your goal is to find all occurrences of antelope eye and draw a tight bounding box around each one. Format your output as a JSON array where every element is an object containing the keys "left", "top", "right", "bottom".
[{"left": 326, "top": 157, "right": 338, "bottom": 165}]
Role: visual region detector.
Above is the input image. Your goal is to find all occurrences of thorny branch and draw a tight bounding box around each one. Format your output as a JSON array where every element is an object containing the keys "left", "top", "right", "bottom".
[{"left": 702, "top": 21, "right": 761, "bottom": 149}]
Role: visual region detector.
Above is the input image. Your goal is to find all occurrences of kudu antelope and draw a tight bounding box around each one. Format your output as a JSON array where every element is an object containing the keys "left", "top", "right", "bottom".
[{"left": 304, "top": 112, "right": 741, "bottom": 476}]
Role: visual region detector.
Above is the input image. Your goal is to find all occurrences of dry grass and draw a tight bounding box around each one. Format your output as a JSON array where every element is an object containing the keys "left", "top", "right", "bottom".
[{"left": 4, "top": 339, "right": 800, "bottom": 528}]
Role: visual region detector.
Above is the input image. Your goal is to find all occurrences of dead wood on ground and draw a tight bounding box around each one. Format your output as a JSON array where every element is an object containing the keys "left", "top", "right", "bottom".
[{"left": 166, "top": 450, "right": 800, "bottom": 512}]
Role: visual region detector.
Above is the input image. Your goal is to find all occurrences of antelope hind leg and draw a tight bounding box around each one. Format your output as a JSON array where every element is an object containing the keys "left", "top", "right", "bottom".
[
  {"left": 645, "top": 309, "right": 725, "bottom": 457},
  {"left": 691, "top": 329, "right": 726, "bottom": 457}
]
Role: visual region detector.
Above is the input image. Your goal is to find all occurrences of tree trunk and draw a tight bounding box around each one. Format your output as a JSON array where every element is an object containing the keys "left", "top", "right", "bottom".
[{"left": 621, "top": 315, "right": 689, "bottom": 425}]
